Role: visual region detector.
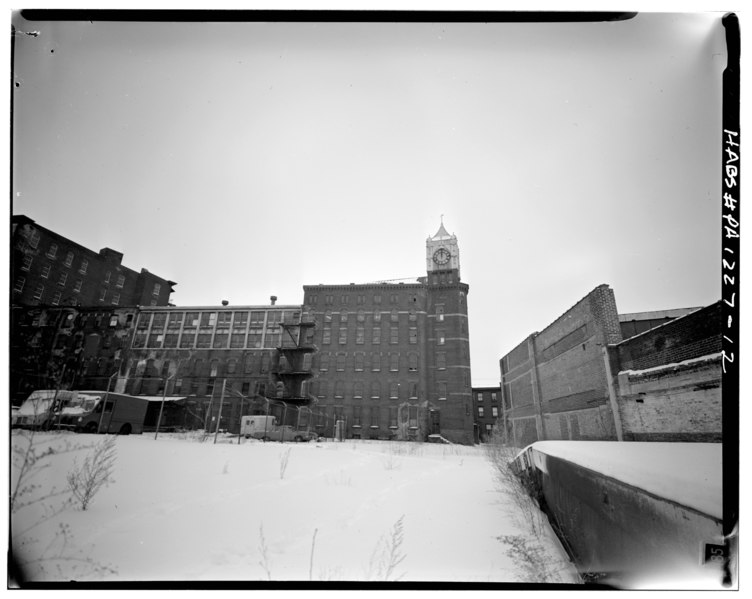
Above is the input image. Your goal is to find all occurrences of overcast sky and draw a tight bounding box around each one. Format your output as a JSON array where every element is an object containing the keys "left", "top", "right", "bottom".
[{"left": 11, "top": 12, "right": 727, "bottom": 386}]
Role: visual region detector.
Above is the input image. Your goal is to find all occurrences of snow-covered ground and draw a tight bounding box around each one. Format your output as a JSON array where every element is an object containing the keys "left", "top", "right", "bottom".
[{"left": 10, "top": 432, "right": 580, "bottom": 585}]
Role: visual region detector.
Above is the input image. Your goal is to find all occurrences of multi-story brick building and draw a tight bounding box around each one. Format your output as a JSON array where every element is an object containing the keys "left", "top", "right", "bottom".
[
  {"left": 11, "top": 215, "right": 175, "bottom": 308},
  {"left": 9, "top": 304, "right": 139, "bottom": 405},
  {"left": 472, "top": 386, "right": 502, "bottom": 442},
  {"left": 120, "top": 300, "right": 316, "bottom": 434},
  {"left": 302, "top": 222, "right": 474, "bottom": 444}
]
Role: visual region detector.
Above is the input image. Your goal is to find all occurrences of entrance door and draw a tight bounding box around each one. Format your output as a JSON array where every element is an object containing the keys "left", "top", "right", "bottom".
[{"left": 429, "top": 409, "right": 440, "bottom": 435}]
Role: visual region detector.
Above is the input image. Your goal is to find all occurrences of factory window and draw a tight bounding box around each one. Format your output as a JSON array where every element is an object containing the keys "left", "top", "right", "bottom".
[
  {"left": 341, "top": 310, "right": 348, "bottom": 323},
  {"left": 338, "top": 327, "right": 347, "bottom": 344},
  {"left": 111, "top": 293, "right": 120, "bottom": 306},
  {"left": 46, "top": 243, "right": 58, "bottom": 259},
  {"left": 478, "top": 407, "right": 485, "bottom": 418},
  {"left": 409, "top": 309, "right": 417, "bottom": 322},
  {"left": 57, "top": 272, "right": 67, "bottom": 287},
  {"left": 336, "top": 354, "right": 346, "bottom": 371},
  {"left": 390, "top": 309, "right": 398, "bottom": 322},
  {"left": 319, "top": 354, "right": 329, "bottom": 372},
  {"left": 409, "top": 382, "right": 417, "bottom": 399},
  {"left": 99, "top": 288, "right": 107, "bottom": 302},
  {"left": 74, "top": 279, "right": 82, "bottom": 293},
  {"left": 51, "top": 291, "right": 61, "bottom": 306},
  {"left": 21, "top": 255, "right": 32, "bottom": 271},
  {"left": 79, "top": 259, "right": 88, "bottom": 274},
  {"left": 104, "top": 271, "right": 111, "bottom": 284},
  {"left": 408, "top": 353, "right": 418, "bottom": 372},
  {"left": 477, "top": 392, "right": 484, "bottom": 402},
  {"left": 371, "top": 353, "right": 381, "bottom": 372},
  {"left": 390, "top": 354, "right": 399, "bottom": 372},
  {"left": 322, "top": 326, "right": 331, "bottom": 344},
  {"left": 354, "top": 353, "right": 364, "bottom": 371},
  {"left": 64, "top": 251, "right": 74, "bottom": 267},
  {"left": 41, "top": 264, "right": 50, "bottom": 279},
  {"left": 409, "top": 328, "right": 417, "bottom": 344},
  {"left": 356, "top": 326, "right": 365, "bottom": 344},
  {"left": 372, "top": 327, "right": 381, "bottom": 344},
  {"left": 28, "top": 229, "right": 40, "bottom": 249},
  {"left": 353, "top": 382, "right": 364, "bottom": 399},
  {"left": 389, "top": 407, "right": 398, "bottom": 428},
  {"left": 13, "top": 277, "right": 25, "bottom": 293},
  {"left": 437, "top": 382, "right": 447, "bottom": 401},
  {"left": 390, "top": 382, "right": 399, "bottom": 400},
  {"left": 370, "top": 381, "right": 380, "bottom": 399},
  {"left": 373, "top": 311, "right": 382, "bottom": 323},
  {"left": 153, "top": 283, "right": 161, "bottom": 296},
  {"left": 334, "top": 381, "right": 344, "bottom": 399},
  {"left": 492, "top": 406, "right": 499, "bottom": 418},
  {"left": 116, "top": 275, "right": 125, "bottom": 288},
  {"left": 357, "top": 309, "right": 365, "bottom": 322},
  {"left": 437, "top": 331, "right": 445, "bottom": 345},
  {"left": 374, "top": 294, "right": 381, "bottom": 304},
  {"left": 390, "top": 327, "right": 399, "bottom": 344},
  {"left": 436, "top": 353, "right": 446, "bottom": 370}
]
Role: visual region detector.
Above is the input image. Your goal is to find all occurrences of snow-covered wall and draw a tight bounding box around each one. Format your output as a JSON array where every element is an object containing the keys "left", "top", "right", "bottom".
[{"left": 517, "top": 442, "right": 725, "bottom": 588}]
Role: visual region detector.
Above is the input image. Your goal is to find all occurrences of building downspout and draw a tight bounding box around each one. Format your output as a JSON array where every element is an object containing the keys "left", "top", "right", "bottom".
[
  {"left": 602, "top": 345, "right": 624, "bottom": 441},
  {"left": 530, "top": 334, "right": 548, "bottom": 441}
]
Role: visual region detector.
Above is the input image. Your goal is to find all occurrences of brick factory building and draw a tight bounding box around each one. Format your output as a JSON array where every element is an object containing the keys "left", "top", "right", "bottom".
[
  {"left": 302, "top": 222, "right": 474, "bottom": 444},
  {"left": 11, "top": 215, "right": 175, "bottom": 308},
  {"left": 499, "top": 284, "right": 721, "bottom": 447}
]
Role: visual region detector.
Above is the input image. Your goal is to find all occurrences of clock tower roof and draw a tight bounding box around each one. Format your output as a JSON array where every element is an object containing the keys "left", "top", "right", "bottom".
[{"left": 430, "top": 221, "right": 452, "bottom": 241}]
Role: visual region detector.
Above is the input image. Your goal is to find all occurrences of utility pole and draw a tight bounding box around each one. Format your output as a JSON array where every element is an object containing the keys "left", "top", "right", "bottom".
[
  {"left": 154, "top": 373, "right": 175, "bottom": 440},
  {"left": 213, "top": 379, "right": 227, "bottom": 445}
]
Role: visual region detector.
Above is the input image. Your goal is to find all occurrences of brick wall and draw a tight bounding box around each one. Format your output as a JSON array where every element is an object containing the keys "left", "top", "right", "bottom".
[
  {"left": 616, "top": 357, "right": 722, "bottom": 442},
  {"left": 612, "top": 302, "right": 722, "bottom": 372},
  {"left": 501, "top": 285, "right": 622, "bottom": 445}
]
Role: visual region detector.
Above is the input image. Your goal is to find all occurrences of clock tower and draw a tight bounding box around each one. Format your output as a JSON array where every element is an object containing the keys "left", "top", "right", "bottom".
[
  {"left": 423, "top": 219, "right": 473, "bottom": 444},
  {"left": 426, "top": 219, "right": 461, "bottom": 278}
]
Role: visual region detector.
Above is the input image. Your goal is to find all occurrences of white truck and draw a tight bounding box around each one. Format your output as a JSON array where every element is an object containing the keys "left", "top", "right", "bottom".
[{"left": 240, "top": 415, "right": 318, "bottom": 442}]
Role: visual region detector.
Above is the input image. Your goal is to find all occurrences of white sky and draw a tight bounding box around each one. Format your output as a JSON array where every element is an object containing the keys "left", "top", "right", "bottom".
[{"left": 11, "top": 11, "right": 727, "bottom": 386}]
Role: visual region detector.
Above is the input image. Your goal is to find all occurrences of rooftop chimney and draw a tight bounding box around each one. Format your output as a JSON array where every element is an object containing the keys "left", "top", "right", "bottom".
[
  {"left": 221, "top": 300, "right": 229, "bottom": 306},
  {"left": 270, "top": 295, "right": 277, "bottom": 305}
]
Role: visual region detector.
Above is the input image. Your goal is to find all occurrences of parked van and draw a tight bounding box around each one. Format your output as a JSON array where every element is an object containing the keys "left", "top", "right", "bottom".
[
  {"left": 68, "top": 392, "right": 186, "bottom": 435},
  {"left": 13, "top": 390, "right": 86, "bottom": 430},
  {"left": 240, "top": 415, "right": 318, "bottom": 442},
  {"left": 14, "top": 389, "right": 186, "bottom": 435}
]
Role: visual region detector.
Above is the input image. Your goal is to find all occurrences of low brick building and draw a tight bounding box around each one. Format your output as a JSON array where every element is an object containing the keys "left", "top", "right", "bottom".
[
  {"left": 608, "top": 302, "right": 722, "bottom": 442},
  {"left": 472, "top": 386, "right": 502, "bottom": 442},
  {"left": 499, "top": 285, "right": 721, "bottom": 447}
]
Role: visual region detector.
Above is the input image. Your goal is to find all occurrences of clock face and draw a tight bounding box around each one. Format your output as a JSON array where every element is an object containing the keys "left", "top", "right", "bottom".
[{"left": 432, "top": 248, "right": 451, "bottom": 265}]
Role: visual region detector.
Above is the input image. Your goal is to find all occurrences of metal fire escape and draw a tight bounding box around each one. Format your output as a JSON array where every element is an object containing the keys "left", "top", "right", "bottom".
[{"left": 271, "top": 311, "right": 317, "bottom": 406}]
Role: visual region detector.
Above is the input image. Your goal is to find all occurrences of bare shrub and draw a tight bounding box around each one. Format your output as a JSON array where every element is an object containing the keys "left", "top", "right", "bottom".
[
  {"left": 325, "top": 470, "right": 352, "bottom": 487},
  {"left": 67, "top": 435, "right": 117, "bottom": 511},
  {"left": 279, "top": 447, "right": 292, "bottom": 479},
  {"left": 366, "top": 515, "right": 407, "bottom": 581},
  {"left": 10, "top": 429, "right": 117, "bottom": 582},
  {"left": 258, "top": 523, "right": 273, "bottom": 580},
  {"left": 483, "top": 425, "right": 547, "bottom": 538},
  {"left": 498, "top": 534, "right": 574, "bottom": 583}
]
